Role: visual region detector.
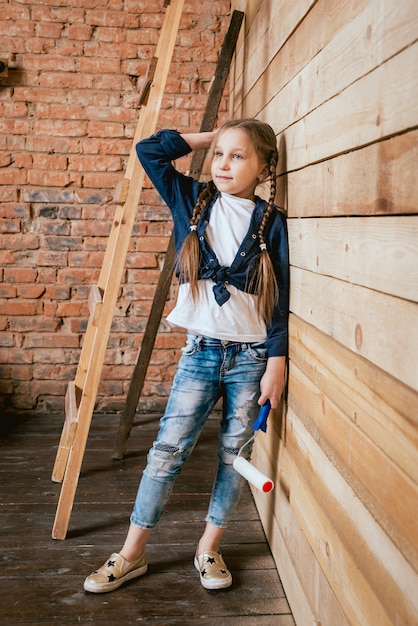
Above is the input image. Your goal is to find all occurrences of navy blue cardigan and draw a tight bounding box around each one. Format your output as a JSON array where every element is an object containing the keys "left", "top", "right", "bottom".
[{"left": 136, "top": 129, "right": 289, "bottom": 358}]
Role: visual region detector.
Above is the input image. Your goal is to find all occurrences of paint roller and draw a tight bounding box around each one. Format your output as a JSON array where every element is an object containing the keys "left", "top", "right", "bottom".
[{"left": 233, "top": 400, "right": 274, "bottom": 493}]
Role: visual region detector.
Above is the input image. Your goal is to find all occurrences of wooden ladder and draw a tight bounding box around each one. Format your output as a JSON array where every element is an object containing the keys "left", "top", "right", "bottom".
[{"left": 51, "top": 0, "right": 186, "bottom": 540}]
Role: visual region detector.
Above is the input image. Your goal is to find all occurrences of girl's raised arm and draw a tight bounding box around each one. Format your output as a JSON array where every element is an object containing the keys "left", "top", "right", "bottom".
[{"left": 180, "top": 131, "right": 217, "bottom": 151}]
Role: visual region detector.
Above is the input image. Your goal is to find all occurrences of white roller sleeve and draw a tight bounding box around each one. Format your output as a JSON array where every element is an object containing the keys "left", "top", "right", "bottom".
[{"left": 233, "top": 456, "right": 274, "bottom": 493}]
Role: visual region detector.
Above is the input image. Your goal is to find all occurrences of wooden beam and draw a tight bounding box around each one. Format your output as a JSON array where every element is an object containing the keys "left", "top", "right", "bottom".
[{"left": 112, "top": 10, "right": 245, "bottom": 460}]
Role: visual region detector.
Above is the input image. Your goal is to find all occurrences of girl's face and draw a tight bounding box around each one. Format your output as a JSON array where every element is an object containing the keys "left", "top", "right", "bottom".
[{"left": 211, "top": 128, "right": 268, "bottom": 200}]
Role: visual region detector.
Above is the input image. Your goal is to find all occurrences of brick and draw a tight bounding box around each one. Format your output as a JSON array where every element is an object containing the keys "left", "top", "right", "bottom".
[
  {"left": 0, "top": 285, "right": 17, "bottom": 298},
  {"left": 70, "top": 318, "right": 87, "bottom": 333},
  {"left": 125, "top": 0, "right": 161, "bottom": 12},
  {"left": 68, "top": 154, "right": 122, "bottom": 172},
  {"left": 39, "top": 221, "right": 71, "bottom": 236},
  {"left": 30, "top": 7, "right": 84, "bottom": 25},
  {"left": 24, "top": 37, "right": 54, "bottom": 55},
  {"left": 8, "top": 316, "right": 62, "bottom": 334},
  {"left": 68, "top": 251, "right": 105, "bottom": 267},
  {"left": 33, "top": 348, "right": 66, "bottom": 364},
  {"left": 28, "top": 170, "right": 82, "bottom": 187},
  {"left": 86, "top": 121, "right": 125, "bottom": 138},
  {"left": 76, "top": 190, "right": 113, "bottom": 205},
  {"left": 82, "top": 172, "right": 122, "bottom": 188},
  {"left": 44, "top": 286, "right": 71, "bottom": 300},
  {"left": 0, "top": 168, "right": 28, "bottom": 185},
  {"left": 37, "top": 251, "right": 68, "bottom": 267},
  {"left": 0, "top": 153, "right": 12, "bottom": 167},
  {"left": 0, "top": 349, "right": 26, "bottom": 365},
  {"left": 71, "top": 285, "right": 90, "bottom": 300},
  {"left": 0, "top": 251, "right": 15, "bottom": 266},
  {"left": 4, "top": 268, "right": 38, "bottom": 283},
  {"left": 11, "top": 365, "right": 33, "bottom": 381},
  {"left": 83, "top": 41, "right": 138, "bottom": 59},
  {"left": 22, "top": 189, "right": 75, "bottom": 204},
  {"left": 85, "top": 9, "right": 139, "bottom": 28},
  {"left": 43, "top": 236, "right": 82, "bottom": 251},
  {"left": 0, "top": 332, "right": 15, "bottom": 348},
  {"left": 1, "top": 112, "right": 29, "bottom": 135},
  {"left": 0, "top": 219, "right": 20, "bottom": 233},
  {"left": 55, "top": 39, "right": 85, "bottom": 56},
  {"left": 0, "top": 188, "right": 19, "bottom": 202},
  {"left": 120, "top": 59, "right": 149, "bottom": 78},
  {"left": 58, "top": 206, "right": 82, "bottom": 220},
  {"left": 0, "top": 317, "right": 9, "bottom": 331},
  {"left": 67, "top": 24, "right": 94, "bottom": 41},
  {"left": 78, "top": 57, "right": 121, "bottom": 74},
  {"left": 34, "top": 118, "right": 88, "bottom": 137},
  {"left": 31, "top": 379, "right": 67, "bottom": 397},
  {"left": 33, "top": 363, "right": 77, "bottom": 379},
  {"left": 84, "top": 106, "right": 137, "bottom": 125},
  {"left": 35, "top": 21, "right": 64, "bottom": 39},
  {"left": 122, "top": 283, "right": 155, "bottom": 302},
  {"left": 37, "top": 268, "right": 58, "bottom": 283},
  {"left": 34, "top": 103, "right": 84, "bottom": 121},
  {"left": 0, "top": 233, "right": 39, "bottom": 250},
  {"left": 0, "top": 301, "right": 40, "bottom": 316},
  {"left": 140, "top": 14, "right": 164, "bottom": 29},
  {"left": 25, "top": 334, "right": 80, "bottom": 349},
  {"left": 39, "top": 71, "right": 94, "bottom": 90},
  {"left": 72, "top": 221, "right": 111, "bottom": 237},
  {"left": 55, "top": 302, "right": 89, "bottom": 317},
  {"left": 25, "top": 135, "right": 80, "bottom": 153},
  {"left": 134, "top": 236, "right": 170, "bottom": 253},
  {"left": 154, "top": 333, "right": 186, "bottom": 350},
  {"left": 32, "top": 154, "right": 68, "bottom": 170},
  {"left": 24, "top": 54, "right": 76, "bottom": 73},
  {"left": 57, "top": 267, "right": 100, "bottom": 284},
  {"left": 17, "top": 285, "right": 46, "bottom": 299},
  {"left": 36, "top": 396, "right": 65, "bottom": 412},
  {"left": 14, "top": 86, "right": 67, "bottom": 104},
  {"left": 14, "top": 153, "right": 33, "bottom": 169},
  {"left": 1, "top": 5, "right": 30, "bottom": 20},
  {"left": 125, "top": 269, "right": 161, "bottom": 285},
  {"left": 0, "top": 379, "right": 14, "bottom": 395}
]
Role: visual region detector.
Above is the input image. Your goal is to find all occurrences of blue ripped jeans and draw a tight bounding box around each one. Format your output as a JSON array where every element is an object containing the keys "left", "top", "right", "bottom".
[{"left": 130, "top": 334, "right": 268, "bottom": 530}]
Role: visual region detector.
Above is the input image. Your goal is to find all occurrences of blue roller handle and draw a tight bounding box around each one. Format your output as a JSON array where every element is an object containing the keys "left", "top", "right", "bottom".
[{"left": 252, "top": 399, "right": 271, "bottom": 432}]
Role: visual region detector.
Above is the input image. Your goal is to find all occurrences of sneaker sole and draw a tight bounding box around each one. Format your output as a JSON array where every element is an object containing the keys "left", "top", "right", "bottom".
[
  {"left": 193, "top": 556, "right": 232, "bottom": 590},
  {"left": 84, "top": 563, "right": 148, "bottom": 593}
]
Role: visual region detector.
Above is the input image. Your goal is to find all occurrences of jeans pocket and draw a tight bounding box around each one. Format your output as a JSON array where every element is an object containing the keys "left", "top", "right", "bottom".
[
  {"left": 246, "top": 344, "right": 268, "bottom": 361},
  {"left": 181, "top": 334, "right": 201, "bottom": 356}
]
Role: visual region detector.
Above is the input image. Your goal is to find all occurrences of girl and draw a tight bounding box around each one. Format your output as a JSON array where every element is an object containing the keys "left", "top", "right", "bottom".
[{"left": 84, "top": 119, "right": 289, "bottom": 593}]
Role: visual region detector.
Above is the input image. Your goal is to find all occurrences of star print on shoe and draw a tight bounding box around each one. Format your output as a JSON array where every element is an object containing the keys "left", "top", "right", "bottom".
[
  {"left": 194, "top": 549, "right": 232, "bottom": 590},
  {"left": 84, "top": 552, "right": 148, "bottom": 593}
]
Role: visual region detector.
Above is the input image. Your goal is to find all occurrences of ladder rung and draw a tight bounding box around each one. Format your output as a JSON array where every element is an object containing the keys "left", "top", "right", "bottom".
[
  {"left": 138, "top": 57, "right": 158, "bottom": 106},
  {"left": 65, "top": 381, "right": 79, "bottom": 443},
  {"left": 113, "top": 178, "right": 130, "bottom": 205},
  {"left": 88, "top": 284, "right": 103, "bottom": 326}
]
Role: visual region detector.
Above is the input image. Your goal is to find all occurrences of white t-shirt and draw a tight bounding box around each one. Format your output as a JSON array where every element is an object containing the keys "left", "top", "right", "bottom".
[{"left": 167, "top": 192, "right": 267, "bottom": 342}]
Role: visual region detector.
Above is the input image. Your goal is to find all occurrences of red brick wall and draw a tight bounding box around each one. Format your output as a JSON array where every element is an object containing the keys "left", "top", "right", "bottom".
[{"left": 0, "top": 0, "right": 231, "bottom": 414}]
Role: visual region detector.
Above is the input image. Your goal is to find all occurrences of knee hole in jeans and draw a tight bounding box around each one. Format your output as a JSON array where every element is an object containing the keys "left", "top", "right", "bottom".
[{"left": 154, "top": 442, "right": 180, "bottom": 454}]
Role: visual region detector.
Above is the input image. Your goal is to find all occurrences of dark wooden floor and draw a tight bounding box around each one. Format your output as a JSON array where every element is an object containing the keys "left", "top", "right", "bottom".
[{"left": 1, "top": 410, "right": 295, "bottom": 625}]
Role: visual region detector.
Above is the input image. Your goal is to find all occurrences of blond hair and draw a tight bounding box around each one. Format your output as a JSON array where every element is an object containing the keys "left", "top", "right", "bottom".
[{"left": 176, "top": 118, "right": 279, "bottom": 324}]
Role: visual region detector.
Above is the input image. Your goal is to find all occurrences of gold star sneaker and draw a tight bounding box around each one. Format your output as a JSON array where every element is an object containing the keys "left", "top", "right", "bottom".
[
  {"left": 84, "top": 552, "right": 148, "bottom": 593},
  {"left": 194, "top": 549, "right": 232, "bottom": 590}
]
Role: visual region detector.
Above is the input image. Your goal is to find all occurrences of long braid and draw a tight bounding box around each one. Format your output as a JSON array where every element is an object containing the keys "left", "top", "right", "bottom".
[
  {"left": 252, "top": 151, "right": 279, "bottom": 324},
  {"left": 175, "top": 180, "right": 216, "bottom": 299}
]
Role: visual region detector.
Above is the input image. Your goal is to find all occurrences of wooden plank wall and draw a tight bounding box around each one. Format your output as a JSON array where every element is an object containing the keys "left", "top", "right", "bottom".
[{"left": 230, "top": 1, "right": 418, "bottom": 624}]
